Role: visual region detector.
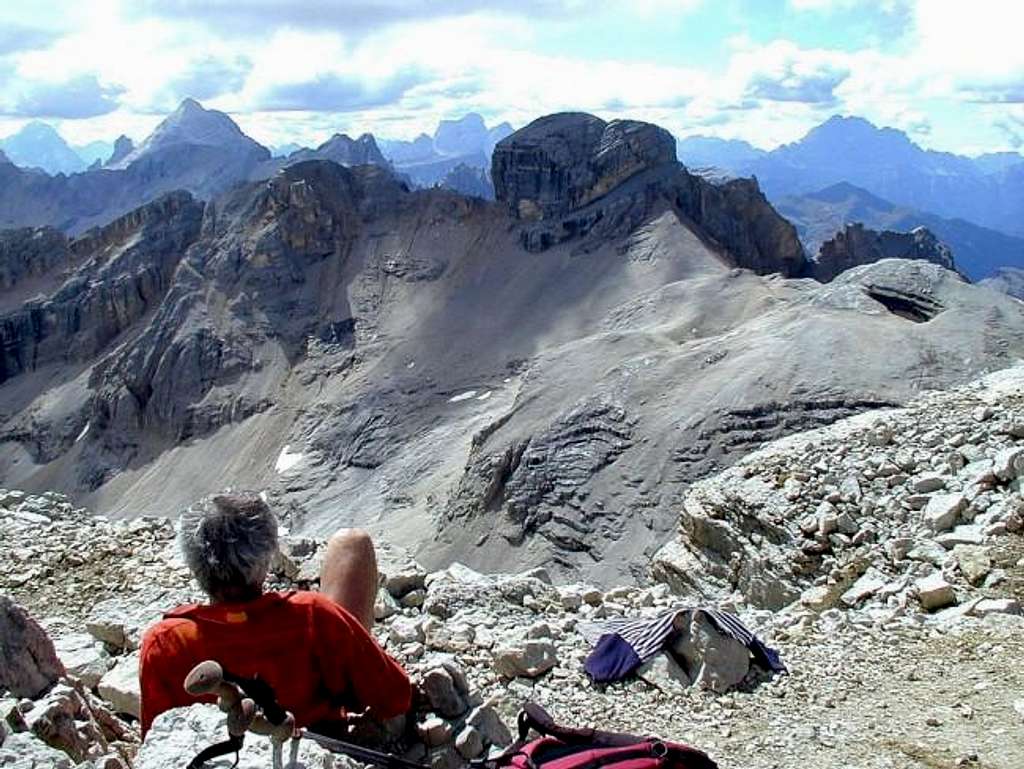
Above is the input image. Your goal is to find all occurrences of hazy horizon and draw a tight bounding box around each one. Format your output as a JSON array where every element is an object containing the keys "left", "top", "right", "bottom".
[{"left": 0, "top": 1, "right": 1022, "bottom": 155}]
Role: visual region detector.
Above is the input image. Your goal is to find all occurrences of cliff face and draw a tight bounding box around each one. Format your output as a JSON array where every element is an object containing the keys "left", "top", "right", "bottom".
[
  {"left": 0, "top": 227, "right": 70, "bottom": 294},
  {"left": 492, "top": 112, "right": 807, "bottom": 276},
  {"left": 0, "top": 192, "right": 203, "bottom": 387},
  {"left": 811, "top": 223, "right": 957, "bottom": 282},
  {"left": 492, "top": 113, "right": 676, "bottom": 220}
]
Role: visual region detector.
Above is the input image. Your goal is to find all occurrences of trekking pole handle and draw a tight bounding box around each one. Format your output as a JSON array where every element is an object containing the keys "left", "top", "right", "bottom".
[{"left": 184, "top": 660, "right": 258, "bottom": 737}]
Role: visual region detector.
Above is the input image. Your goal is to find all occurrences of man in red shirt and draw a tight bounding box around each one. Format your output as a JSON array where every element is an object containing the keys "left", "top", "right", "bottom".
[{"left": 139, "top": 491, "right": 411, "bottom": 736}]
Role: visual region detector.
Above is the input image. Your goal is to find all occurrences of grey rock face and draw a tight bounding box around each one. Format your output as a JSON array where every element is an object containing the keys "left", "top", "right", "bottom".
[
  {"left": 0, "top": 226, "right": 70, "bottom": 294},
  {"left": 0, "top": 99, "right": 270, "bottom": 235},
  {"left": 279, "top": 132, "right": 390, "bottom": 169},
  {"left": 441, "top": 163, "right": 494, "bottom": 199},
  {"left": 812, "top": 223, "right": 957, "bottom": 282},
  {"left": 447, "top": 399, "right": 634, "bottom": 549},
  {"left": 0, "top": 597, "right": 64, "bottom": 699},
  {"left": 493, "top": 113, "right": 675, "bottom": 220},
  {"left": 0, "top": 191, "right": 203, "bottom": 386},
  {"left": 105, "top": 135, "right": 134, "bottom": 167},
  {"left": 492, "top": 112, "right": 806, "bottom": 276}
]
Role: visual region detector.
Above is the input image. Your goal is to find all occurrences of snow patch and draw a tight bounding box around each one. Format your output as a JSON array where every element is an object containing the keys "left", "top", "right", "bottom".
[
  {"left": 75, "top": 422, "right": 91, "bottom": 443},
  {"left": 449, "top": 391, "right": 477, "bottom": 403},
  {"left": 275, "top": 445, "right": 303, "bottom": 473},
  {"left": 477, "top": 391, "right": 492, "bottom": 401}
]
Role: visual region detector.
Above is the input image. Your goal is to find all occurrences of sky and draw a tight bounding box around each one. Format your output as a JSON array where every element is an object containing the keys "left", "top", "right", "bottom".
[{"left": 0, "top": 0, "right": 1022, "bottom": 155}]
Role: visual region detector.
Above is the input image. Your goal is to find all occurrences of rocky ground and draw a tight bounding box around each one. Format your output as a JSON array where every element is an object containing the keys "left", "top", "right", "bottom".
[{"left": 3, "top": 367, "right": 1024, "bottom": 769}]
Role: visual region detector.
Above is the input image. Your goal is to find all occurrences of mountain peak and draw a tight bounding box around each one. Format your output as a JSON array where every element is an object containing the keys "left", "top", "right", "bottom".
[
  {"left": 804, "top": 114, "right": 913, "bottom": 147},
  {"left": 112, "top": 97, "right": 269, "bottom": 169},
  {"left": 106, "top": 135, "right": 134, "bottom": 167},
  {"left": 15, "top": 121, "right": 63, "bottom": 141},
  {"left": 0, "top": 121, "right": 85, "bottom": 175}
]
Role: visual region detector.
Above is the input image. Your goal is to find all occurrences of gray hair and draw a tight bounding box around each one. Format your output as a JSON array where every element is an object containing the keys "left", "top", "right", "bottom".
[{"left": 179, "top": 491, "right": 278, "bottom": 600}]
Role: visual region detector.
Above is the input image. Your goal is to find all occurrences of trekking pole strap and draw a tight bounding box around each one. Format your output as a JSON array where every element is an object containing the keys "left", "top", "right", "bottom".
[
  {"left": 299, "top": 729, "right": 435, "bottom": 769},
  {"left": 185, "top": 734, "right": 244, "bottom": 769}
]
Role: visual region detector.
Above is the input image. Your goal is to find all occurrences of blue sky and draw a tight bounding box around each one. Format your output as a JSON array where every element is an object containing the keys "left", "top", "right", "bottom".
[{"left": 0, "top": 0, "right": 1021, "bottom": 155}]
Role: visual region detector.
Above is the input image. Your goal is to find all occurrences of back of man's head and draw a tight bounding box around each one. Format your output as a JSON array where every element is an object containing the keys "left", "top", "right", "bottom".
[{"left": 179, "top": 491, "right": 278, "bottom": 602}]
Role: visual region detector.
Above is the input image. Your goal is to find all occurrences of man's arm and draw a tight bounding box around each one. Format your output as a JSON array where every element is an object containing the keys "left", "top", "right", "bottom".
[{"left": 315, "top": 600, "right": 412, "bottom": 719}]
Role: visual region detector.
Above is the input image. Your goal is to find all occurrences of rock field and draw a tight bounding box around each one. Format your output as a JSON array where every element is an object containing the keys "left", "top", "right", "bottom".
[{"left": 3, "top": 366, "right": 1024, "bottom": 769}]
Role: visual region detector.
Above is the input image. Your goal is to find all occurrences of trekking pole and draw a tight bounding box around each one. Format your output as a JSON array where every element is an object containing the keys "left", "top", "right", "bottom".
[
  {"left": 185, "top": 660, "right": 500, "bottom": 769},
  {"left": 184, "top": 661, "right": 298, "bottom": 769}
]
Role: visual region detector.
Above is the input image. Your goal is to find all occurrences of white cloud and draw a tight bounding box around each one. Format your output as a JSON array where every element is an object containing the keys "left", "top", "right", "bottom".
[{"left": 0, "top": 0, "right": 1021, "bottom": 155}]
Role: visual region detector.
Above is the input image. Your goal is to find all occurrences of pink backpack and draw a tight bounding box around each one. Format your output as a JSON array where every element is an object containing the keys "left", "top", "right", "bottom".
[{"left": 492, "top": 703, "right": 719, "bottom": 769}]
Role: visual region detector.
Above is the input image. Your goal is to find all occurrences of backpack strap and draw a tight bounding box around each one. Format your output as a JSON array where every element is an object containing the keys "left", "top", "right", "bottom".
[{"left": 517, "top": 703, "right": 645, "bottom": 748}]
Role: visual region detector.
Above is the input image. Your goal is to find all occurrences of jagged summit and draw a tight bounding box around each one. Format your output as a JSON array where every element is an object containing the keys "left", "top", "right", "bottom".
[
  {"left": 111, "top": 97, "right": 269, "bottom": 169},
  {"left": 106, "top": 135, "right": 134, "bottom": 167},
  {"left": 275, "top": 131, "right": 390, "bottom": 170},
  {"left": 810, "top": 222, "right": 956, "bottom": 283},
  {"left": 434, "top": 112, "right": 490, "bottom": 155}
]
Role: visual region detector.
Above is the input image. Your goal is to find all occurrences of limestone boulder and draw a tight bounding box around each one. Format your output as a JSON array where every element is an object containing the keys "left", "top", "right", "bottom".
[
  {"left": 136, "top": 704, "right": 334, "bottom": 769},
  {"left": 96, "top": 653, "right": 141, "bottom": 720},
  {"left": 0, "top": 597, "right": 64, "bottom": 699},
  {"left": 671, "top": 611, "right": 750, "bottom": 693}
]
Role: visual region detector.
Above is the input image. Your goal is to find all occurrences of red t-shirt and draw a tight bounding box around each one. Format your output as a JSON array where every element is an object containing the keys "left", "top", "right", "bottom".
[{"left": 139, "top": 590, "right": 411, "bottom": 736}]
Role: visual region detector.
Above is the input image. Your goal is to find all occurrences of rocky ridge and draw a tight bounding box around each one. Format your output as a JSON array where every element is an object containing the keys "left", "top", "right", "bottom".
[
  {"left": 2, "top": 366, "right": 1024, "bottom": 769},
  {"left": 491, "top": 113, "right": 806, "bottom": 275},
  {"left": 810, "top": 222, "right": 957, "bottom": 283},
  {"left": 653, "top": 365, "right": 1024, "bottom": 613}
]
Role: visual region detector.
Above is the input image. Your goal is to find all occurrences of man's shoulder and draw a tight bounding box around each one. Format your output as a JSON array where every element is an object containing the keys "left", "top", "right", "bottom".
[
  {"left": 142, "top": 615, "right": 199, "bottom": 651},
  {"left": 285, "top": 590, "right": 351, "bottom": 618}
]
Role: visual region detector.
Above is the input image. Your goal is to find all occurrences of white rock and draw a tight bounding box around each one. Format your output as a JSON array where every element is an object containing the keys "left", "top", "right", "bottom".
[
  {"left": 934, "top": 525, "right": 986, "bottom": 549},
  {"left": 53, "top": 633, "right": 113, "bottom": 689},
  {"left": 970, "top": 598, "right": 1022, "bottom": 617},
  {"left": 466, "top": 702, "right": 513, "bottom": 747},
  {"left": 840, "top": 569, "right": 887, "bottom": 607},
  {"left": 636, "top": 652, "right": 691, "bottom": 694},
  {"left": 417, "top": 717, "right": 452, "bottom": 747},
  {"left": 388, "top": 616, "right": 425, "bottom": 645},
  {"left": 915, "top": 573, "right": 956, "bottom": 611},
  {"left": 455, "top": 726, "right": 485, "bottom": 759},
  {"left": 952, "top": 545, "right": 992, "bottom": 586},
  {"left": 922, "top": 493, "right": 966, "bottom": 532},
  {"left": 136, "top": 704, "right": 334, "bottom": 768},
  {"left": 910, "top": 473, "right": 946, "bottom": 494},
  {"left": 492, "top": 639, "right": 558, "bottom": 679},
  {"left": 992, "top": 447, "right": 1024, "bottom": 481},
  {"left": 97, "top": 652, "right": 141, "bottom": 719},
  {"left": 906, "top": 539, "right": 949, "bottom": 567},
  {"left": 671, "top": 611, "right": 750, "bottom": 693},
  {"left": 0, "top": 731, "right": 75, "bottom": 768}
]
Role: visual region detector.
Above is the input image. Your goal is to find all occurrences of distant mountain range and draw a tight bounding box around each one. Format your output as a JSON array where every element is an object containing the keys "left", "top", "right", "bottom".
[
  {"left": 378, "top": 113, "right": 512, "bottom": 188},
  {"left": 0, "top": 99, "right": 413, "bottom": 233},
  {"left": 676, "top": 135, "right": 765, "bottom": 171},
  {"left": 776, "top": 182, "right": 1024, "bottom": 281},
  {"left": 0, "top": 122, "right": 104, "bottom": 175},
  {"left": 677, "top": 116, "right": 1024, "bottom": 238},
  {"left": 5, "top": 101, "right": 1024, "bottom": 280}
]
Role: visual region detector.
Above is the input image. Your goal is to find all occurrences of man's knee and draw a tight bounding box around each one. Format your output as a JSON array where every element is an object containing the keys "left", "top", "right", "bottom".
[{"left": 327, "top": 528, "right": 376, "bottom": 559}]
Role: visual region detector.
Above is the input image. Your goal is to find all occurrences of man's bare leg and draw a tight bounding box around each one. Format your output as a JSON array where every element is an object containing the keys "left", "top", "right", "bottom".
[{"left": 320, "top": 529, "right": 378, "bottom": 631}]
